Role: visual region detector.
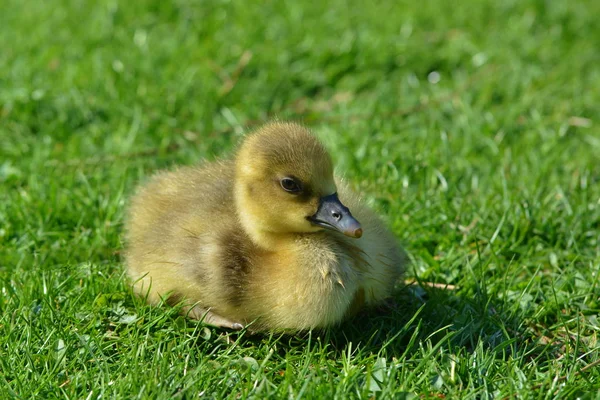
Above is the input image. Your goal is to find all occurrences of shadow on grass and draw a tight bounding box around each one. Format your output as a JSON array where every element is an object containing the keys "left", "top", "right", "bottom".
[
  {"left": 128, "top": 278, "right": 555, "bottom": 367},
  {"left": 314, "top": 283, "right": 552, "bottom": 363},
  {"left": 219, "top": 282, "right": 557, "bottom": 366}
]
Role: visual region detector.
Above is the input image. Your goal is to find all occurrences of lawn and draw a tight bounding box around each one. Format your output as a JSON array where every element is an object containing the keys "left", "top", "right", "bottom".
[{"left": 1, "top": 0, "right": 599, "bottom": 398}]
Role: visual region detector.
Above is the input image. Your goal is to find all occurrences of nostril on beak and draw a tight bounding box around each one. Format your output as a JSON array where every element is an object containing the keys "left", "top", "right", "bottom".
[{"left": 331, "top": 211, "right": 341, "bottom": 221}]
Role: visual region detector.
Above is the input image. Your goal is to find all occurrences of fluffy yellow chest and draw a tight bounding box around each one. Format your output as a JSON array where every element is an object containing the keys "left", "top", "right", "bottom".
[{"left": 246, "top": 235, "right": 361, "bottom": 330}]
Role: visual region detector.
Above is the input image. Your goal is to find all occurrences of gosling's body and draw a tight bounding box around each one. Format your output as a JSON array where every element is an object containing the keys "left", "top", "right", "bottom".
[{"left": 126, "top": 122, "right": 405, "bottom": 331}]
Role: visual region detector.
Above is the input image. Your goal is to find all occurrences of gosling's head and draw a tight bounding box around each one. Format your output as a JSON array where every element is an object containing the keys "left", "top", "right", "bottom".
[{"left": 234, "top": 122, "right": 362, "bottom": 240}]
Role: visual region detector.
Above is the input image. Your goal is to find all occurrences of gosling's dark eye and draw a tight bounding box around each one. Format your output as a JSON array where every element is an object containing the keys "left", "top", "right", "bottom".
[{"left": 280, "top": 177, "right": 302, "bottom": 193}]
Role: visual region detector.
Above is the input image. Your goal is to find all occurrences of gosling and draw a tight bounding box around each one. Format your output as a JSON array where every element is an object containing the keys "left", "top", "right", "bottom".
[{"left": 125, "top": 122, "right": 406, "bottom": 331}]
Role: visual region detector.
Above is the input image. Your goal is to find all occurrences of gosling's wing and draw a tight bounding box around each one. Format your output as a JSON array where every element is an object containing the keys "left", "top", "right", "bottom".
[
  {"left": 334, "top": 177, "right": 407, "bottom": 301},
  {"left": 125, "top": 160, "right": 237, "bottom": 286},
  {"left": 127, "top": 160, "right": 235, "bottom": 236}
]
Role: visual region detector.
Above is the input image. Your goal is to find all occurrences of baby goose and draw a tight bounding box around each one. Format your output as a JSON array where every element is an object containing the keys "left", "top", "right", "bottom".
[{"left": 125, "top": 122, "right": 406, "bottom": 331}]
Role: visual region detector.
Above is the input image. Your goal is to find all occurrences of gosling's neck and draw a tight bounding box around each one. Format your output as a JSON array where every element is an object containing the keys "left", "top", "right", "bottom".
[
  {"left": 233, "top": 181, "right": 296, "bottom": 251},
  {"left": 241, "top": 220, "right": 298, "bottom": 251}
]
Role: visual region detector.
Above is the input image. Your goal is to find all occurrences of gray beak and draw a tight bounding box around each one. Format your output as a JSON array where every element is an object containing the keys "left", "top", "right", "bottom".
[{"left": 308, "top": 193, "right": 363, "bottom": 238}]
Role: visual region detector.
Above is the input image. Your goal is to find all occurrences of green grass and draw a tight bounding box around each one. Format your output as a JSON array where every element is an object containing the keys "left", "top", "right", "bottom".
[{"left": 1, "top": 0, "right": 600, "bottom": 398}]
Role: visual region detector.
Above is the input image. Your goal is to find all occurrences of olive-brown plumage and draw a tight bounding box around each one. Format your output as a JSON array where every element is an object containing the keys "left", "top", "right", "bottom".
[{"left": 125, "top": 122, "right": 406, "bottom": 331}]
